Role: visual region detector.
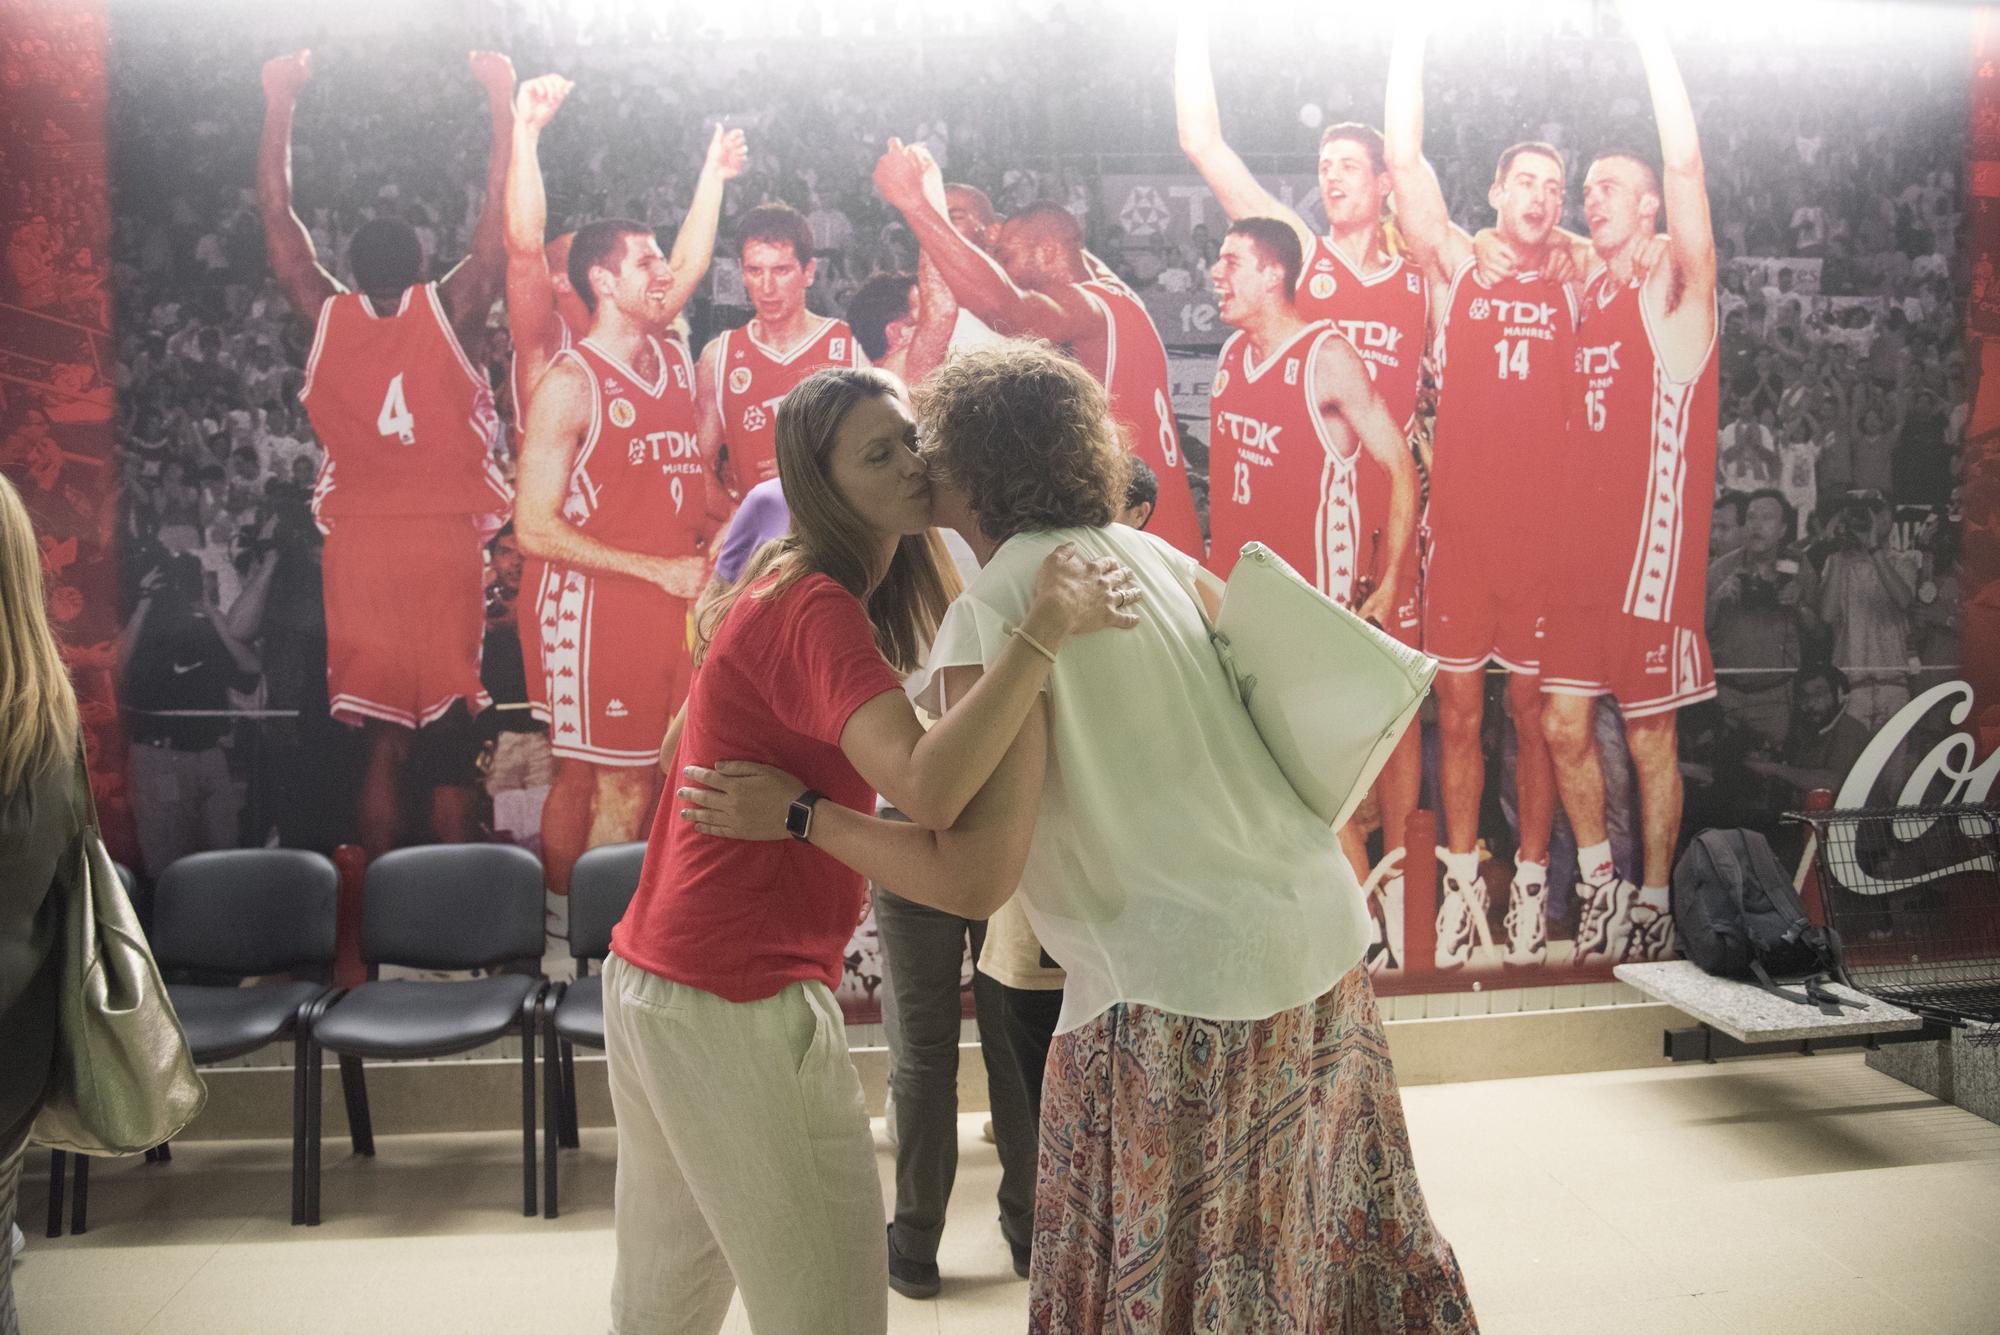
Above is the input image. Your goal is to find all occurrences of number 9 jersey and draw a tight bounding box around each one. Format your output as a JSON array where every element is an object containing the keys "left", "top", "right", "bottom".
[{"left": 300, "top": 282, "right": 512, "bottom": 528}]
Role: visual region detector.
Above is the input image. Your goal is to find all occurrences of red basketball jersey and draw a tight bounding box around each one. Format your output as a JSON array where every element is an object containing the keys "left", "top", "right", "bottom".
[
  {"left": 1075, "top": 277, "right": 1204, "bottom": 558},
  {"left": 1294, "top": 238, "right": 1429, "bottom": 434},
  {"left": 1209, "top": 323, "right": 1411, "bottom": 608},
  {"left": 716, "top": 315, "right": 862, "bottom": 490},
  {"left": 1428, "top": 258, "right": 1577, "bottom": 540},
  {"left": 560, "top": 335, "right": 705, "bottom": 559},
  {"left": 301, "top": 283, "right": 509, "bottom": 525},
  {"left": 1566, "top": 267, "right": 1719, "bottom": 624}
]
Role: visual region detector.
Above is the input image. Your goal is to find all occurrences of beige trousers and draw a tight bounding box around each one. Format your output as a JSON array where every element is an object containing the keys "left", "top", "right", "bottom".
[{"left": 602, "top": 953, "right": 887, "bottom": 1334}]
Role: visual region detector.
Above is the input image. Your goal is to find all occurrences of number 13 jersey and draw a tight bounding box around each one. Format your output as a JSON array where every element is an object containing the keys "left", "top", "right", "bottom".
[
  {"left": 1427, "top": 259, "right": 1576, "bottom": 542},
  {"left": 301, "top": 282, "right": 511, "bottom": 526}
]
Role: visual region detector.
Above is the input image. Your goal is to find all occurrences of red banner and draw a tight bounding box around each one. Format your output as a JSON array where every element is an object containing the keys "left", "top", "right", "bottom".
[{"left": 0, "top": 0, "right": 132, "bottom": 863}]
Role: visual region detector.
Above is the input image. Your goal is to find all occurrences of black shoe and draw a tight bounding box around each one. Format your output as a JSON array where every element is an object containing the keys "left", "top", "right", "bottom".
[
  {"left": 886, "top": 1224, "right": 941, "bottom": 1299},
  {"left": 1010, "top": 1237, "right": 1032, "bottom": 1279}
]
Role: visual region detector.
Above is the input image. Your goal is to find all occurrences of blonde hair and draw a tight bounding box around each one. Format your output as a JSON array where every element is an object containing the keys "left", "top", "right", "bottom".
[
  {"left": 695, "top": 368, "right": 960, "bottom": 674},
  {"left": 0, "top": 472, "right": 81, "bottom": 792}
]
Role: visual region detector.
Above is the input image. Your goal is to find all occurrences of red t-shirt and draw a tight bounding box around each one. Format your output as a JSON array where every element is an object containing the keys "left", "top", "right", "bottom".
[{"left": 613, "top": 572, "right": 902, "bottom": 1002}]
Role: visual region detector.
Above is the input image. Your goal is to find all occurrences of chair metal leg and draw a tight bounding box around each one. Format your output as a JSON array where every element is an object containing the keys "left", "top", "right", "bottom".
[
  {"left": 292, "top": 1027, "right": 310, "bottom": 1225},
  {"left": 70, "top": 1153, "right": 88, "bottom": 1234},
  {"left": 304, "top": 1038, "right": 324, "bottom": 1225},
  {"left": 520, "top": 988, "right": 540, "bottom": 1217},
  {"left": 559, "top": 1039, "right": 580, "bottom": 1149},
  {"left": 45, "top": 1150, "right": 65, "bottom": 1238},
  {"left": 338, "top": 1056, "right": 374, "bottom": 1156},
  {"left": 542, "top": 1007, "right": 560, "bottom": 1219}
]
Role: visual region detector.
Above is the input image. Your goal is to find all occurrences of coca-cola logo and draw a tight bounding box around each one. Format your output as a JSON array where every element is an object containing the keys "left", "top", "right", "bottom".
[{"left": 1827, "top": 681, "right": 1999, "bottom": 895}]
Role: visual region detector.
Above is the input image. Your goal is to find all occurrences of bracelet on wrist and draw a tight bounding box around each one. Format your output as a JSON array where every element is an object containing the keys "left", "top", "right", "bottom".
[{"left": 1007, "top": 624, "right": 1058, "bottom": 664}]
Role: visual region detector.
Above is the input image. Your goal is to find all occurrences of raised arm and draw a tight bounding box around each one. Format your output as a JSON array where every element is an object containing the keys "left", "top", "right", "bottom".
[
  {"left": 1174, "top": 6, "right": 1311, "bottom": 254},
  {"left": 659, "top": 126, "right": 749, "bottom": 323},
  {"left": 257, "top": 51, "right": 340, "bottom": 324},
  {"left": 1383, "top": 18, "right": 1468, "bottom": 282},
  {"left": 1625, "top": 2, "right": 1716, "bottom": 357},
  {"left": 504, "top": 73, "right": 573, "bottom": 394},
  {"left": 516, "top": 358, "right": 706, "bottom": 598},
  {"left": 901, "top": 250, "right": 959, "bottom": 388},
  {"left": 873, "top": 141, "right": 1097, "bottom": 345},
  {"left": 438, "top": 51, "right": 518, "bottom": 343},
  {"left": 1317, "top": 337, "right": 1418, "bottom": 625}
]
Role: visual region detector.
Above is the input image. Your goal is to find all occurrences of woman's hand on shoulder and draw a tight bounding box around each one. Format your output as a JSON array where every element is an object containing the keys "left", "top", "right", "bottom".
[
  {"left": 676, "top": 762, "right": 806, "bottom": 841},
  {"left": 1026, "top": 541, "right": 1144, "bottom": 642}
]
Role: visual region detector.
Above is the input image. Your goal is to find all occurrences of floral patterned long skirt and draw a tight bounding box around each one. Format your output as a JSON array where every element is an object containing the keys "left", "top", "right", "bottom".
[{"left": 1028, "top": 967, "right": 1478, "bottom": 1334}]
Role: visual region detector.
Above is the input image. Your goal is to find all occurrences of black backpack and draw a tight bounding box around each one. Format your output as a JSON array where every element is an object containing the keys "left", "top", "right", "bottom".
[{"left": 1671, "top": 828, "right": 1855, "bottom": 1014}]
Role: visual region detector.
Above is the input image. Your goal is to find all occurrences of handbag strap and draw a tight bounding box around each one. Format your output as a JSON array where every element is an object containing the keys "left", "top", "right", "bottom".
[
  {"left": 1168, "top": 557, "right": 1252, "bottom": 704},
  {"left": 70, "top": 740, "right": 103, "bottom": 839},
  {"left": 1169, "top": 556, "right": 1219, "bottom": 638}
]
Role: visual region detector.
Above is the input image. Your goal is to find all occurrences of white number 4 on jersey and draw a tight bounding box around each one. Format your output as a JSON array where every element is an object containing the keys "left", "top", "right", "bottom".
[{"left": 378, "top": 373, "right": 417, "bottom": 445}]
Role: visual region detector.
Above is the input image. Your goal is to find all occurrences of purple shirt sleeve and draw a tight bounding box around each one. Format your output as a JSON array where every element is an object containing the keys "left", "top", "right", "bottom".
[{"left": 714, "top": 480, "right": 791, "bottom": 585}]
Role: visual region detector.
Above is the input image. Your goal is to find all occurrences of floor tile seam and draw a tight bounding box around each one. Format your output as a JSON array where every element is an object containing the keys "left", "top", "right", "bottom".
[{"left": 127, "top": 1216, "right": 252, "bottom": 1335}]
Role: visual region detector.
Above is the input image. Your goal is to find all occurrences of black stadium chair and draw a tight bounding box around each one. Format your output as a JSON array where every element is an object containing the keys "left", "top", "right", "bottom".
[
  {"left": 302, "top": 843, "right": 548, "bottom": 1224},
  {"left": 541, "top": 841, "right": 645, "bottom": 1218},
  {"left": 47, "top": 851, "right": 343, "bottom": 1233}
]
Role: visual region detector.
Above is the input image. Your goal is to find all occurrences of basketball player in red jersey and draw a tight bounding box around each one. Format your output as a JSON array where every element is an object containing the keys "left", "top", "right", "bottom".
[
  {"left": 1209, "top": 218, "right": 1421, "bottom": 970},
  {"left": 871, "top": 140, "right": 1206, "bottom": 560},
  {"left": 697, "top": 204, "right": 866, "bottom": 501},
  {"left": 259, "top": 48, "right": 515, "bottom": 860},
  {"left": 1539, "top": 6, "right": 1719, "bottom": 964},
  {"left": 1174, "top": 10, "right": 1428, "bottom": 437},
  {"left": 1385, "top": 19, "right": 1577, "bottom": 971},
  {"left": 506, "top": 73, "right": 745, "bottom": 916},
  {"left": 1179, "top": 13, "right": 1431, "bottom": 953},
  {"left": 516, "top": 219, "right": 712, "bottom": 865}
]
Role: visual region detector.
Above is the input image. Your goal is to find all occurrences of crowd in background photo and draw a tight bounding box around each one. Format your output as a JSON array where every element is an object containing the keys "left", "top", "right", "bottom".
[{"left": 4, "top": 1, "right": 1967, "bottom": 936}]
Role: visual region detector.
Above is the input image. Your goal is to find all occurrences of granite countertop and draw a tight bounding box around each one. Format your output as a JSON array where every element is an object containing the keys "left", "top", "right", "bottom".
[{"left": 1614, "top": 960, "right": 1925, "bottom": 1043}]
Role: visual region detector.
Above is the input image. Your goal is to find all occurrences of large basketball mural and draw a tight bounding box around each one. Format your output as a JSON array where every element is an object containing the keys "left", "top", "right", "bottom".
[{"left": 2, "top": 0, "right": 1990, "bottom": 1018}]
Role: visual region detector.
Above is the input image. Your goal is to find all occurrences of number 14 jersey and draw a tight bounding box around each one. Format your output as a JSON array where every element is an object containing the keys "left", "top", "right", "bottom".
[{"left": 1427, "top": 259, "right": 1575, "bottom": 543}]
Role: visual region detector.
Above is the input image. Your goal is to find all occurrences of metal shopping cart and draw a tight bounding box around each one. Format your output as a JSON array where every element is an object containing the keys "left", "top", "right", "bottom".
[{"left": 1785, "top": 803, "right": 2000, "bottom": 1037}]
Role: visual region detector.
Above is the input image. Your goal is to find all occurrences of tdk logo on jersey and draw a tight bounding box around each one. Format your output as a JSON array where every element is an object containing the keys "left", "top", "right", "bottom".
[
  {"left": 1470, "top": 298, "right": 1558, "bottom": 327},
  {"left": 1576, "top": 341, "right": 1623, "bottom": 375},
  {"left": 741, "top": 392, "right": 788, "bottom": 436},
  {"left": 1215, "top": 411, "right": 1282, "bottom": 454},
  {"left": 1332, "top": 320, "right": 1404, "bottom": 355},
  {"left": 630, "top": 430, "right": 699, "bottom": 466}
]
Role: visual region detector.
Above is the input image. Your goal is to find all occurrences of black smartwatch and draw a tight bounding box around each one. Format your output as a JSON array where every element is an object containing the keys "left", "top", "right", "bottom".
[{"left": 786, "top": 789, "right": 826, "bottom": 842}]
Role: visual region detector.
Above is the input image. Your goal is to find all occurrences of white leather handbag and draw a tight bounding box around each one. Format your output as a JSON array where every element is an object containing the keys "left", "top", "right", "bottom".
[{"left": 1195, "top": 542, "right": 1439, "bottom": 829}]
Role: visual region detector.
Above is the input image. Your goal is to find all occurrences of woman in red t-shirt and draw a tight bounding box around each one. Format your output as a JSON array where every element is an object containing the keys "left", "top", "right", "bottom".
[{"left": 602, "top": 366, "right": 1139, "bottom": 1335}]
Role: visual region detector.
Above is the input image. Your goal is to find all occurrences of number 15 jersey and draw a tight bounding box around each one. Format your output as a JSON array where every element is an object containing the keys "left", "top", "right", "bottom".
[
  {"left": 301, "top": 282, "right": 511, "bottom": 526},
  {"left": 1427, "top": 259, "right": 1575, "bottom": 543}
]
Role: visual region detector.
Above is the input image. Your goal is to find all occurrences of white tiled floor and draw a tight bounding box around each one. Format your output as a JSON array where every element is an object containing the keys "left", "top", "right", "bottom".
[{"left": 14, "top": 1052, "right": 2000, "bottom": 1333}]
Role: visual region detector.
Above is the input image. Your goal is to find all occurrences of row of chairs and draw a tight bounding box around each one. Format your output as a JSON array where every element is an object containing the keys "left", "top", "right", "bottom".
[{"left": 46, "top": 841, "right": 643, "bottom": 1232}]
